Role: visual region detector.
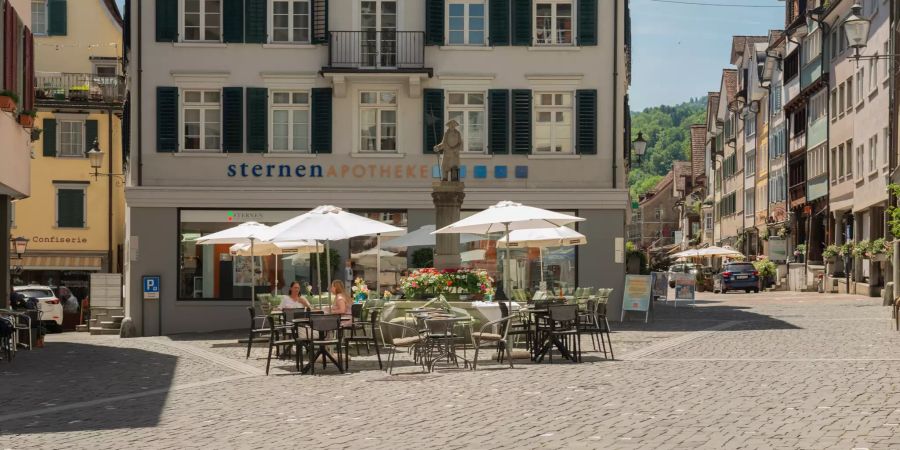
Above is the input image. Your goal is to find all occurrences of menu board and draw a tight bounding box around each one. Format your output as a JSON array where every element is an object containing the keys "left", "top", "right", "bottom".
[{"left": 622, "top": 275, "right": 652, "bottom": 323}]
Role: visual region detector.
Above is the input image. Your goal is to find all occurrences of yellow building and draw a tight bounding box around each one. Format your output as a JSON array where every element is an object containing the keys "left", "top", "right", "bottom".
[{"left": 11, "top": 0, "right": 124, "bottom": 300}]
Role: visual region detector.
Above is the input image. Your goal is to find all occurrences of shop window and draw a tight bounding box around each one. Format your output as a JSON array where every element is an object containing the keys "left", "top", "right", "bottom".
[
  {"left": 447, "top": 92, "right": 486, "bottom": 153},
  {"left": 348, "top": 211, "right": 409, "bottom": 293}
]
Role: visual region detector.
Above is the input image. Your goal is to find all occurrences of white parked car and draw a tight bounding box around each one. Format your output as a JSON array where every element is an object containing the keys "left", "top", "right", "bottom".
[{"left": 13, "top": 285, "right": 64, "bottom": 331}]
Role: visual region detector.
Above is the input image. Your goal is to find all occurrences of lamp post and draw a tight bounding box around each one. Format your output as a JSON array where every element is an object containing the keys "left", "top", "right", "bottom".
[
  {"left": 632, "top": 132, "right": 647, "bottom": 164},
  {"left": 11, "top": 236, "right": 28, "bottom": 259},
  {"left": 86, "top": 139, "right": 123, "bottom": 274}
]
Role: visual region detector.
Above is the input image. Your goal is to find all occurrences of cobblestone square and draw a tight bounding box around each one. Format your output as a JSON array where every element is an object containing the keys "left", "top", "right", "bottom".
[{"left": 3, "top": 292, "right": 900, "bottom": 449}]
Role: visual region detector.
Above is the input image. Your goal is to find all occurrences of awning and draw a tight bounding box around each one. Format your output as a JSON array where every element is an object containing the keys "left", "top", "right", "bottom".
[{"left": 20, "top": 255, "right": 104, "bottom": 271}]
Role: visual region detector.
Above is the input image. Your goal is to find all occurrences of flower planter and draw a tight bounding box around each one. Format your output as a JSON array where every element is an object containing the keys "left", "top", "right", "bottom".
[
  {"left": 18, "top": 115, "right": 33, "bottom": 128},
  {"left": 871, "top": 253, "right": 888, "bottom": 263},
  {"left": 0, "top": 95, "right": 15, "bottom": 112}
]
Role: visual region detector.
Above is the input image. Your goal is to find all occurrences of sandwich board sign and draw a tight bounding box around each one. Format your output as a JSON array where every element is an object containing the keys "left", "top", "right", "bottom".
[
  {"left": 621, "top": 275, "right": 652, "bottom": 323},
  {"left": 651, "top": 272, "right": 668, "bottom": 302},
  {"left": 673, "top": 275, "right": 696, "bottom": 308}
]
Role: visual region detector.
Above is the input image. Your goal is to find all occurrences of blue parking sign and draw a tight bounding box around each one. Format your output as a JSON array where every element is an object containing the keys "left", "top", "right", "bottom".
[{"left": 143, "top": 275, "right": 160, "bottom": 300}]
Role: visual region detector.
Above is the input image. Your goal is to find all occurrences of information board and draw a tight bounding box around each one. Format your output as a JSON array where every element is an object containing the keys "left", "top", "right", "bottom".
[
  {"left": 673, "top": 276, "right": 696, "bottom": 308},
  {"left": 769, "top": 237, "right": 787, "bottom": 262},
  {"left": 651, "top": 272, "right": 668, "bottom": 301},
  {"left": 622, "top": 275, "right": 652, "bottom": 323}
]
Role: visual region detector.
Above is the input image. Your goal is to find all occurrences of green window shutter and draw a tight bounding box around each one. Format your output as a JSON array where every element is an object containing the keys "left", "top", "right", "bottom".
[
  {"left": 155, "top": 0, "right": 178, "bottom": 42},
  {"left": 223, "top": 87, "right": 244, "bottom": 153},
  {"left": 223, "top": 0, "right": 244, "bottom": 43},
  {"left": 57, "top": 188, "right": 84, "bottom": 228},
  {"left": 311, "top": 0, "right": 329, "bottom": 44},
  {"left": 423, "top": 89, "right": 444, "bottom": 154},
  {"left": 47, "top": 0, "right": 67, "bottom": 36},
  {"left": 245, "top": 0, "right": 267, "bottom": 44},
  {"left": 246, "top": 87, "right": 268, "bottom": 153},
  {"left": 43, "top": 118, "right": 57, "bottom": 157},
  {"left": 510, "top": 89, "right": 532, "bottom": 154},
  {"left": 488, "top": 89, "right": 509, "bottom": 154},
  {"left": 425, "top": 0, "right": 444, "bottom": 46},
  {"left": 156, "top": 87, "right": 178, "bottom": 152},
  {"left": 489, "top": 0, "right": 510, "bottom": 46},
  {"left": 511, "top": 0, "right": 531, "bottom": 46},
  {"left": 575, "top": 89, "right": 597, "bottom": 154},
  {"left": 576, "top": 0, "right": 597, "bottom": 46},
  {"left": 311, "top": 88, "right": 332, "bottom": 153},
  {"left": 84, "top": 120, "right": 98, "bottom": 154}
]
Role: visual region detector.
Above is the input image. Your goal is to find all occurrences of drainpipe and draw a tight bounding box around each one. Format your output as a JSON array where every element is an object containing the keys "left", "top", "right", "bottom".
[
  {"left": 890, "top": 0, "right": 899, "bottom": 299},
  {"left": 108, "top": 108, "right": 114, "bottom": 273},
  {"left": 612, "top": 0, "right": 619, "bottom": 189},
  {"left": 136, "top": 0, "right": 142, "bottom": 187}
]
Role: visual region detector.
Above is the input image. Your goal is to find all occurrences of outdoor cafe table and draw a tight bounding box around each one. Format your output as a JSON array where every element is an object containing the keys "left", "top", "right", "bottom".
[{"left": 521, "top": 307, "right": 576, "bottom": 363}]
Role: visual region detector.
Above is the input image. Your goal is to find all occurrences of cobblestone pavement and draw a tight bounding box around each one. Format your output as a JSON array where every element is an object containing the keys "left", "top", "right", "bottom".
[{"left": 3, "top": 292, "right": 900, "bottom": 449}]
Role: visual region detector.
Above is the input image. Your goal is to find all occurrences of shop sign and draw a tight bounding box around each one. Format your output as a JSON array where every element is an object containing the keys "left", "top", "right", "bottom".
[
  {"left": 31, "top": 236, "right": 88, "bottom": 244},
  {"left": 226, "top": 163, "right": 529, "bottom": 180},
  {"left": 769, "top": 237, "right": 787, "bottom": 262}
]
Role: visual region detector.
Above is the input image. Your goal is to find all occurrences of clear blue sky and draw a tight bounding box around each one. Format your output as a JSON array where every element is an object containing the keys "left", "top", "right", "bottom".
[
  {"left": 114, "top": 0, "right": 785, "bottom": 111},
  {"left": 629, "top": 0, "right": 784, "bottom": 111}
]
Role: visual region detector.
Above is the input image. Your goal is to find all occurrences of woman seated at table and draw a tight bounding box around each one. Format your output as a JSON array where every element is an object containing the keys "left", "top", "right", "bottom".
[
  {"left": 282, "top": 281, "right": 312, "bottom": 310},
  {"left": 329, "top": 280, "right": 353, "bottom": 321}
]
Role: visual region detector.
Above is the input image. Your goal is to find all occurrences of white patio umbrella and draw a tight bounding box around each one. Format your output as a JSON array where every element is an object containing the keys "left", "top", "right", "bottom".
[
  {"left": 195, "top": 221, "right": 270, "bottom": 306},
  {"left": 433, "top": 201, "right": 585, "bottom": 299},
  {"left": 382, "top": 224, "right": 482, "bottom": 249},
  {"left": 262, "top": 205, "right": 404, "bottom": 296},
  {"left": 672, "top": 246, "right": 743, "bottom": 259},
  {"left": 230, "top": 240, "right": 319, "bottom": 294},
  {"left": 497, "top": 226, "right": 587, "bottom": 288}
]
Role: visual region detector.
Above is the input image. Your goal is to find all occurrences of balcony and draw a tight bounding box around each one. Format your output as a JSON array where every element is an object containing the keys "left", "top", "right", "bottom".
[
  {"left": 34, "top": 72, "right": 125, "bottom": 106},
  {"left": 789, "top": 182, "right": 806, "bottom": 208},
  {"left": 323, "top": 31, "right": 430, "bottom": 74}
]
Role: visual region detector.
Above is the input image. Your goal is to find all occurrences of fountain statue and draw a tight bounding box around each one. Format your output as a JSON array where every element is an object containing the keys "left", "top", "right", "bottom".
[{"left": 431, "top": 120, "right": 465, "bottom": 269}]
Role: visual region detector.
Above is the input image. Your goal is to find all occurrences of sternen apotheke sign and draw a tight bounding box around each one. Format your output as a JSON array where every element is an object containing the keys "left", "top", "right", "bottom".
[{"left": 226, "top": 163, "right": 530, "bottom": 180}]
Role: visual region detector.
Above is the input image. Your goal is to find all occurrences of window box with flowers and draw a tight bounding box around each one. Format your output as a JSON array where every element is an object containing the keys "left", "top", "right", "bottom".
[
  {"left": 0, "top": 90, "right": 18, "bottom": 112},
  {"left": 18, "top": 110, "right": 36, "bottom": 128},
  {"left": 851, "top": 240, "right": 870, "bottom": 259},
  {"left": 398, "top": 268, "right": 494, "bottom": 300},
  {"left": 868, "top": 238, "right": 889, "bottom": 262}
]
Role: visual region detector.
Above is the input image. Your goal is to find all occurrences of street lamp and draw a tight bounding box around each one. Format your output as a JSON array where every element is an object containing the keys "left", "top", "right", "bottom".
[
  {"left": 10, "top": 236, "right": 28, "bottom": 259},
  {"left": 86, "top": 139, "right": 124, "bottom": 181},
  {"left": 632, "top": 132, "right": 647, "bottom": 164},
  {"left": 843, "top": 3, "right": 870, "bottom": 54}
]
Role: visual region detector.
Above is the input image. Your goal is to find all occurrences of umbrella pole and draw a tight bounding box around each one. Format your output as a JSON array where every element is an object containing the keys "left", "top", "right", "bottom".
[
  {"left": 315, "top": 241, "right": 322, "bottom": 307},
  {"left": 274, "top": 254, "right": 279, "bottom": 295},
  {"left": 504, "top": 223, "right": 511, "bottom": 299},
  {"left": 376, "top": 233, "right": 382, "bottom": 294},
  {"left": 540, "top": 247, "right": 545, "bottom": 286},
  {"left": 326, "top": 240, "right": 332, "bottom": 304},
  {"left": 250, "top": 238, "right": 256, "bottom": 308}
]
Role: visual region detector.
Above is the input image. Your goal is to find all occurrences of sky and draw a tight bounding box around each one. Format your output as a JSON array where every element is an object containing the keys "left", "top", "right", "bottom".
[{"left": 629, "top": 0, "right": 785, "bottom": 111}]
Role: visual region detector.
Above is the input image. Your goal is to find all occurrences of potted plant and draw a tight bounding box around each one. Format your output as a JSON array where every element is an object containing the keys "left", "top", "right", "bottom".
[
  {"left": 869, "top": 238, "right": 889, "bottom": 262},
  {"left": 794, "top": 243, "right": 807, "bottom": 263},
  {"left": 0, "top": 90, "right": 18, "bottom": 112},
  {"left": 822, "top": 245, "right": 840, "bottom": 263},
  {"left": 351, "top": 277, "right": 370, "bottom": 303},
  {"left": 18, "top": 110, "right": 36, "bottom": 128},
  {"left": 760, "top": 227, "right": 770, "bottom": 241},
  {"left": 30, "top": 127, "right": 42, "bottom": 142},
  {"left": 777, "top": 225, "right": 790, "bottom": 238},
  {"left": 68, "top": 84, "right": 89, "bottom": 102},
  {"left": 752, "top": 258, "right": 777, "bottom": 289},
  {"left": 851, "top": 240, "right": 870, "bottom": 259}
]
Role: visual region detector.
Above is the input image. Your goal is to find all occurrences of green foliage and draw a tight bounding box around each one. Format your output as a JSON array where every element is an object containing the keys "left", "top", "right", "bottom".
[
  {"left": 629, "top": 97, "right": 707, "bottom": 201},
  {"left": 840, "top": 242, "right": 854, "bottom": 257},
  {"left": 752, "top": 258, "right": 777, "bottom": 279},
  {"left": 760, "top": 227, "right": 770, "bottom": 241},
  {"left": 310, "top": 248, "right": 341, "bottom": 288},
  {"left": 870, "top": 238, "right": 888, "bottom": 256},
  {"left": 795, "top": 243, "right": 807, "bottom": 255},
  {"left": 411, "top": 248, "right": 434, "bottom": 268},
  {"left": 0, "top": 90, "right": 19, "bottom": 104},
  {"left": 625, "top": 241, "right": 636, "bottom": 252},
  {"left": 851, "top": 240, "right": 869, "bottom": 258},
  {"left": 822, "top": 245, "right": 840, "bottom": 259},
  {"left": 887, "top": 184, "right": 900, "bottom": 238}
]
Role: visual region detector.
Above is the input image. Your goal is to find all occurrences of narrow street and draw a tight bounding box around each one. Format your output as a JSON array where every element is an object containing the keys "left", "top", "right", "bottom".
[{"left": 3, "top": 292, "right": 899, "bottom": 449}]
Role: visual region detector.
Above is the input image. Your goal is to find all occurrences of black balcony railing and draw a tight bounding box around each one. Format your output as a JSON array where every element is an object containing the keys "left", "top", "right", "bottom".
[
  {"left": 326, "top": 31, "right": 426, "bottom": 71},
  {"left": 34, "top": 72, "right": 125, "bottom": 105}
]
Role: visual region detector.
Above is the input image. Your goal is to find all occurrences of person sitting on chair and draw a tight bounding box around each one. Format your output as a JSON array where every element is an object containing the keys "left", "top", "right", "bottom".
[{"left": 282, "top": 281, "right": 312, "bottom": 309}]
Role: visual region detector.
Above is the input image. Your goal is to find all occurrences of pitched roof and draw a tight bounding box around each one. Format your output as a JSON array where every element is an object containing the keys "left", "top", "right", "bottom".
[
  {"left": 722, "top": 69, "right": 737, "bottom": 102},
  {"left": 101, "top": 0, "right": 124, "bottom": 27},
  {"left": 672, "top": 161, "right": 692, "bottom": 194},
  {"left": 730, "top": 36, "right": 769, "bottom": 65},
  {"left": 706, "top": 92, "right": 720, "bottom": 127},
  {"left": 690, "top": 125, "right": 707, "bottom": 180}
]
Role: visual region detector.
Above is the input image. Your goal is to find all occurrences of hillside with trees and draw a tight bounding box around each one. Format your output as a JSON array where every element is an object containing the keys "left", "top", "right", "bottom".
[{"left": 629, "top": 97, "right": 707, "bottom": 201}]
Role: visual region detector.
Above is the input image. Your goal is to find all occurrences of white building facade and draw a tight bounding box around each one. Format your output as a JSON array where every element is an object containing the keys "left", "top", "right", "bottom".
[{"left": 124, "top": 0, "right": 631, "bottom": 335}]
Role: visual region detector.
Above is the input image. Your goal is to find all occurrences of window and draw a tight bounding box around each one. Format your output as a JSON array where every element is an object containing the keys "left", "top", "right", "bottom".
[
  {"left": 58, "top": 120, "right": 84, "bottom": 156},
  {"left": 857, "top": 144, "right": 864, "bottom": 180},
  {"left": 447, "top": 1, "right": 485, "bottom": 45},
  {"left": 808, "top": 90, "right": 826, "bottom": 123},
  {"left": 809, "top": 145, "right": 827, "bottom": 179},
  {"left": 846, "top": 139, "right": 853, "bottom": 178},
  {"left": 705, "top": 212, "right": 712, "bottom": 231},
  {"left": 359, "top": 91, "right": 398, "bottom": 152},
  {"left": 830, "top": 89, "right": 837, "bottom": 122},
  {"left": 831, "top": 146, "right": 837, "bottom": 183},
  {"left": 31, "top": 0, "right": 47, "bottom": 35},
  {"left": 182, "top": 90, "right": 221, "bottom": 152},
  {"left": 855, "top": 69, "right": 864, "bottom": 106},
  {"left": 745, "top": 150, "right": 755, "bottom": 176},
  {"left": 93, "top": 63, "right": 118, "bottom": 77},
  {"left": 55, "top": 184, "right": 86, "bottom": 229},
  {"left": 534, "top": 92, "right": 573, "bottom": 154},
  {"left": 270, "top": 0, "right": 310, "bottom": 43},
  {"left": 868, "top": 58, "right": 877, "bottom": 95},
  {"left": 838, "top": 143, "right": 845, "bottom": 179},
  {"left": 784, "top": 50, "right": 799, "bottom": 81},
  {"left": 868, "top": 134, "right": 877, "bottom": 173},
  {"left": 534, "top": 1, "right": 573, "bottom": 46},
  {"left": 744, "top": 190, "right": 754, "bottom": 218},
  {"left": 830, "top": 30, "right": 838, "bottom": 59},
  {"left": 846, "top": 77, "right": 854, "bottom": 113},
  {"left": 839, "top": 26, "right": 847, "bottom": 53},
  {"left": 884, "top": 127, "right": 889, "bottom": 168},
  {"left": 771, "top": 85, "right": 782, "bottom": 114},
  {"left": 744, "top": 113, "right": 755, "bottom": 137},
  {"left": 447, "top": 92, "right": 486, "bottom": 153},
  {"left": 271, "top": 91, "right": 309, "bottom": 153},
  {"left": 183, "top": 0, "right": 221, "bottom": 42},
  {"left": 884, "top": 42, "right": 891, "bottom": 80},
  {"left": 838, "top": 82, "right": 846, "bottom": 115},
  {"left": 802, "top": 30, "right": 821, "bottom": 65}
]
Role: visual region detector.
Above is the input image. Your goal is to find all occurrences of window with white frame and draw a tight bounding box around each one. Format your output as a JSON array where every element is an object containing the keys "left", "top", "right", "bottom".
[
  {"left": 534, "top": 92, "right": 573, "bottom": 154},
  {"left": 93, "top": 62, "right": 118, "bottom": 77},
  {"left": 884, "top": 42, "right": 891, "bottom": 80},
  {"left": 182, "top": 90, "right": 221, "bottom": 152},
  {"left": 270, "top": 0, "right": 310, "bottom": 43},
  {"left": 271, "top": 91, "right": 309, "bottom": 153},
  {"left": 846, "top": 139, "right": 853, "bottom": 178},
  {"left": 855, "top": 69, "right": 864, "bottom": 105},
  {"left": 838, "top": 143, "right": 845, "bottom": 179},
  {"left": 745, "top": 150, "right": 755, "bottom": 176},
  {"left": 359, "top": 91, "right": 398, "bottom": 152},
  {"left": 808, "top": 90, "right": 826, "bottom": 124},
  {"left": 801, "top": 29, "right": 821, "bottom": 65},
  {"left": 868, "top": 134, "right": 877, "bottom": 173},
  {"left": 868, "top": 58, "right": 877, "bottom": 94},
  {"left": 856, "top": 144, "right": 864, "bottom": 180},
  {"left": 744, "top": 190, "right": 754, "bottom": 218},
  {"left": 447, "top": 1, "right": 485, "bottom": 45},
  {"left": 830, "top": 146, "right": 837, "bottom": 183},
  {"left": 830, "top": 88, "right": 837, "bottom": 122},
  {"left": 744, "top": 112, "right": 755, "bottom": 137},
  {"left": 183, "top": 0, "right": 222, "bottom": 42},
  {"left": 705, "top": 212, "right": 712, "bottom": 231},
  {"left": 534, "top": 1, "right": 573, "bottom": 46},
  {"left": 838, "top": 82, "right": 846, "bottom": 115},
  {"left": 447, "top": 92, "right": 486, "bottom": 153},
  {"left": 31, "top": 0, "right": 47, "bottom": 35},
  {"left": 884, "top": 127, "right": 889, "bottom": 168},
  {"left": 58, "top": 120, "right": 84, "bottom": 157}
]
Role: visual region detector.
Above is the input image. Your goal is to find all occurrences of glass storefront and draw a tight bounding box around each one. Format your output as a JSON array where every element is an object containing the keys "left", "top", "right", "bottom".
[
  {"left": 347, "top": 210, "right": 408, "bottom": 293},
  {"left": 12, "top": 269, "right": 92, "bottom": 301}
]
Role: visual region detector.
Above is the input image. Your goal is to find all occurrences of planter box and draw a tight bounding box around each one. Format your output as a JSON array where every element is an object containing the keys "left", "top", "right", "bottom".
[
  {"left": 18, "top": 115, "right": 33, "bottom": 128},
  {"left": 0, "top": 95, "right": 15, "bottom": 112},
  {"left": 871, "top": 254, "right": 888, "bottom": 263}
]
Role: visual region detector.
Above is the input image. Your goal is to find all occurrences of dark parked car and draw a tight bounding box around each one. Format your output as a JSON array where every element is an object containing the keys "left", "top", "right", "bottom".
[{"left": 719, "top": 262, "right": 759, "bottom": 293}]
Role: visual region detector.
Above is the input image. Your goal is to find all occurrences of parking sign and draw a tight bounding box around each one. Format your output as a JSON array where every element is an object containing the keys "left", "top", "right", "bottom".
[{"left": 143, "top": 275, "right": 160, "bottom": 300}]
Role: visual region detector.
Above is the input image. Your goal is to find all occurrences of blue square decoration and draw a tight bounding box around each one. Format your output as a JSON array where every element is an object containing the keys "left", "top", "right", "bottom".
[
  {"left": 458, "top": 165, "right": 467, "bottom": 179},
  {"left": 473, "top": 165, "right": 488, "bottom": 179},
  {"left": 515, "top": 166, "right": 528, "bottom": 179},
  {"left": 494, "top": 165, "right": 508, "bottom": 179},
  {"left": 432, "top": 165, "right": 441, "bottom": 179}
]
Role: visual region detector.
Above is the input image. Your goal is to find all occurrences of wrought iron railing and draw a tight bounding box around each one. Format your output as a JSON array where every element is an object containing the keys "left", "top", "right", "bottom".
[
  {"left": 34, "top": 72, "right": 125, "bottom": 104},
  {"left": 327, "top": 31, "right": 425, "bottom": 70}
]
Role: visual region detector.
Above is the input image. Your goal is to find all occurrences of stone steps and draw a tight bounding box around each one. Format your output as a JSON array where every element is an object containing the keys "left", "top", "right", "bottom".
[{"left": 89, "top": 327, "right": 121, "bottom": 335}]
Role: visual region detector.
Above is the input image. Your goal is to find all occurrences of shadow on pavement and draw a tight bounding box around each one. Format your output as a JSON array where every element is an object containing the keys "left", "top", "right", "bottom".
[
  {"left": 0, "top": 341, "right": 176, "bottom": 435},
  {"left": 615, "top": 297, "right": 802, "bottom": 332}
]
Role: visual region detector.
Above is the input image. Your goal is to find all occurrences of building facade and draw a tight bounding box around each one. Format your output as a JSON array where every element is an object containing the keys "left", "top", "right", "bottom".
[
  {"left": 1, "top": 0, "right": 34, "bottom": 305},
  {"left": 10, "top": 0, "right": 125, "bottom": 300},
  {"left": 125, "top": 0, "right": 632, "bottom": 335}
]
